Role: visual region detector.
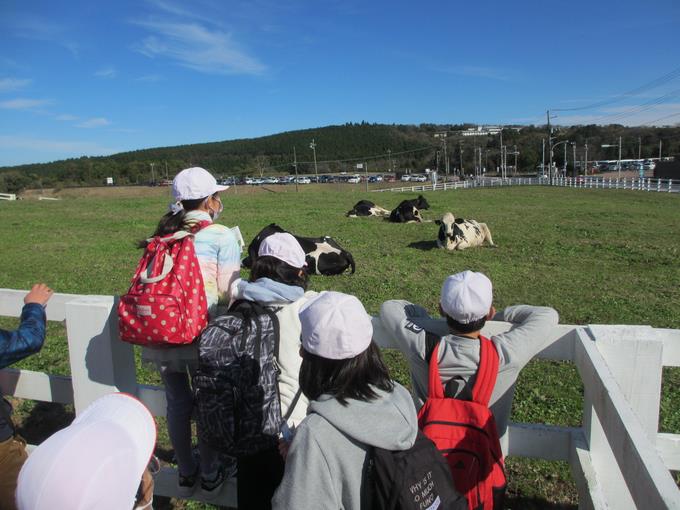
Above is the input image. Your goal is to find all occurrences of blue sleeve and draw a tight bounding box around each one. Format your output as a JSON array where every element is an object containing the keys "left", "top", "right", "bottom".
[{"left": 0, "top": 303, "right": 47, "bottom": 369}]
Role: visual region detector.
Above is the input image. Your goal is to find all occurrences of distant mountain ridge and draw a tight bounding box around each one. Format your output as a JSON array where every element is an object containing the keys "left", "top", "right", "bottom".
[{"left": 1, "top": 122, "right": 678, "bottom": 192}]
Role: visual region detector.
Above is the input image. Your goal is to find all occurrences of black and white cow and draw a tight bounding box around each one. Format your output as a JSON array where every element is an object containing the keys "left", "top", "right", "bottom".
[
  {"left": 242, "top": 223, "right": 356, "bottom": 276},
  {"left": 346, "top": 200, "right": 391, "bottom": 218},
  {"left": 388, "top": 195, "right": 430, "bottom": 223},
  {"left": 435, "top": 212, "right": 495, "bottom": 250}
]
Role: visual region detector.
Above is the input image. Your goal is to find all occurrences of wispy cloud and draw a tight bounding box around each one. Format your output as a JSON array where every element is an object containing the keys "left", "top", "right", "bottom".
[
  {"left": 136, "top": 74, "right": 163, "bottom": 82},
  {"left": 55, "top": 114, "right": 79, "bottom": 121},
  {"left": 0, "top": 135, "right": 116, "bottom": 157},
  {"left": 0, "top": 78, "right": 32, "bottom": 93},
  {"left": 0, "top": 98, "right": 51, "bottom": 110},
  {"left": 145, "top": 0, "right": 214, "bottom": 24},
  {"left": 554, "top": 103, "right": 680, "bottom": 126},
  {"left": 9, "top": 16, "right": 79, "bottom": 57},
  {"left": 132, "top": 19, "right": 266, "bottom": 75},
  {"left": 94, "top": 67, "right": 117, "bottom": 79},
  {"left": 434, "top": 65, "right": 512, "bottom": 82},
  {"left": 75, "top": 117, "right": 111, "bottom": 128}
]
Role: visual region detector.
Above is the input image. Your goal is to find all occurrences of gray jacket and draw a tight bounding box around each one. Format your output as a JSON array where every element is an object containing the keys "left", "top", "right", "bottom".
[
  {"left": 372, "top": 302, "right": 559, "bottom": 450},
  {"left": 272, "top": 383, "right": 418, "bottom": 510}
]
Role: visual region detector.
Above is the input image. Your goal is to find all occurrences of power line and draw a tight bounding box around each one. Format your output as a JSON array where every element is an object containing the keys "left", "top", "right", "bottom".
[
  {"left": 641, "top": 111, "right": 680, "bottom": 126},
  {"left": 552, "top": 65, "right": 680, "bottom": 113},
  {"left": 585, "top": 88, "right": 680, "bottom": 124}
]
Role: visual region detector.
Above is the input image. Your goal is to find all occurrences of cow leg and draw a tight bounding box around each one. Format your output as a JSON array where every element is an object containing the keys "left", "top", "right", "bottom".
[
  {"left": 375, "top": 206, "right": 391, "bottom": 216},
  {"left": 480, "top": 223, "right": 495, "bottom": 246}
]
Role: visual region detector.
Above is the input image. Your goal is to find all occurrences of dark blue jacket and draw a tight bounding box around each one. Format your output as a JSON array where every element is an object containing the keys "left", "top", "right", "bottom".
[{"left": 1, "top": 303, "right": 47, "bottom": 441}]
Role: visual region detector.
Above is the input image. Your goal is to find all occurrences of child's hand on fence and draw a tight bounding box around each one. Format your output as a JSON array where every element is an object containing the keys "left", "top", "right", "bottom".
[{"left": 24, "top": 283, "right": 53, "bottom": 306}]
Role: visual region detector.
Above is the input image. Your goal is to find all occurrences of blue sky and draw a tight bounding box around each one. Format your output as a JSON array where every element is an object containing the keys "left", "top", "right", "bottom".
[{"left": 1, "top": 0, "right": 679, "bottom": 166}]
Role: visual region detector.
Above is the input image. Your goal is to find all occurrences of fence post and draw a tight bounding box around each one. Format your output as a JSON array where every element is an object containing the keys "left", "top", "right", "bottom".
[{"left": 65, "top": 296, "right": 137, "bottom": 413}]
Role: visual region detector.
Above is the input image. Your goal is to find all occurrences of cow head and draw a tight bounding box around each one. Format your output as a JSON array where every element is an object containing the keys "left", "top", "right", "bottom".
[
  {"left": 435, "top": 212, "right": 457, "bottom": 250},
  {"left": 416, "top": 195, "right": 430, "bottom": 210},
  {"left": 242, "top": 223, "right": 286, "bottom": 268}
]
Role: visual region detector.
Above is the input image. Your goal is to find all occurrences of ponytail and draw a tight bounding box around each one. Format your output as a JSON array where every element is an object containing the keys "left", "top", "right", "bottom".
[{"left": 138, "top": 196, "right": 207, "bottom": 248}]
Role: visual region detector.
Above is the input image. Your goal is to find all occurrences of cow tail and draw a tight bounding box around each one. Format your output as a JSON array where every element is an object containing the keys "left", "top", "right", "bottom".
[{"left": 346, "top": 250, "right": 356, "bottom": 274}]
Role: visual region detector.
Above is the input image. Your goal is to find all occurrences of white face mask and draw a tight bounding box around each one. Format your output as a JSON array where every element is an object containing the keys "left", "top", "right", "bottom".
[{"left": 209, "top": 196, "right": 223, "bottom": 221}]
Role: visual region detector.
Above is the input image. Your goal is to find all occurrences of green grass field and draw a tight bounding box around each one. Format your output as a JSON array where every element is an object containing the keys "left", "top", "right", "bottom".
[{"left": 1, "top": 185, "right": 679, "bottom": 509}]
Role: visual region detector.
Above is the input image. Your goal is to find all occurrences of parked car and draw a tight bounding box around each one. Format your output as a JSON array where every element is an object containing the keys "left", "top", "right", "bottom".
[
  {"left": 263, "top": 177, "right": 279, "bottom": 184},
  {"left": 410, "top": 174, "right": 428, "bottom": 182},
  {"left": 296, "top": 177, "right": 311, "bottom": 184},
  {"left": 400, "top": 175, "right": 412, "bottom": 182},
  {"left": 347, "top": 176, "right": 361, "bottom": 184}
]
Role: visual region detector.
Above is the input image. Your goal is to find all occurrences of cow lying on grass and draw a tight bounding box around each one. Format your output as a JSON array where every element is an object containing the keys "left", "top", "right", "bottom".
[
  {"left": 388, "top": 195, "right": 430, "bottom": 223},
  {"left": 435, "top": 212, "right": 495, "bottom": 250},
  {"left": 346, "top": 200, "right": 391, "bottom": 218},
  {"left": 242, "top": 223, "right": 356, "bottom": 275}
]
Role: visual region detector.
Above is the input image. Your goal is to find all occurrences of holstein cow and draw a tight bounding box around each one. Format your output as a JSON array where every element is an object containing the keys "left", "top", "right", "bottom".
[
  {"left": 388, "top": 195, "right": 430, "bottom": 223},
  {"left": 242, "top": 223, "right": 356, "bottom": 276},
  {"left": 346, "top": 200, "right": 391, "bottom": 218},
  {"left": 435, "top": 212, "right": 495, "bottom": 251}
]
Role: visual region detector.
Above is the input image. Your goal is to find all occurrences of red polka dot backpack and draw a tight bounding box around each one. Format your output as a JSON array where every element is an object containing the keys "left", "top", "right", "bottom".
[{"left": 118, "top": 221, "right": 211, "bottom": 346}]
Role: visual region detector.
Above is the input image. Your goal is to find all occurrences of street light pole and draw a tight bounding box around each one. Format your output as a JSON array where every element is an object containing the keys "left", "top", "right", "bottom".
[
  {"left": 618, "top": 136, "right": 622, "bottom": 178},
  {"left": 572, "top": 143, "right": 576, "bottom": 177},
  {"left": 309, "top": 139, "right": 318, "bottom": 179}
]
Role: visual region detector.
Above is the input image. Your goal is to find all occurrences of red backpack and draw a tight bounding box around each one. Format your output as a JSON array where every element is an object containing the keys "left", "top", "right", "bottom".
[
  {"left": 417, "top": 334, "right": 507, "bottom": 510},
  {"left": 118, "top": 221, "right": 211, "bottom": 347}
]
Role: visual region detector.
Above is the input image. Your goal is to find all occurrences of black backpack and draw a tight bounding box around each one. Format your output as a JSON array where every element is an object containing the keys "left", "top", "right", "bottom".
[
  {"left": 194, "top": 300, "right": 293, "bottom": 457},
  {"left": 370, "top": 430, "right": 467, "bottom": 510}
]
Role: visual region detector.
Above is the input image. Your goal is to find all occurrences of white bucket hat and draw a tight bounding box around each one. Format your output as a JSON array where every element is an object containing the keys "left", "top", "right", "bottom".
[
  {"left": 299, "top": 291, "right": 373, "bottom": 359},
  {"left": 16, "top": 393, "right": 156, "bottom": 510},
  {"left": 258, "top": 232, "right": 307, "bottom": 268},
  {"left": 440, "top": 270, "right": 493, "bottom": 324},
  {"left": 172, "top": 166, "right": 229, "bottom": 202}
]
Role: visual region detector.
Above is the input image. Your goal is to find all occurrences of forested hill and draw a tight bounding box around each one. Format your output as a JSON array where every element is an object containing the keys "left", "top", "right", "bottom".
[{"left": 1, "top": 122, "right": 679, "bottom": 192}]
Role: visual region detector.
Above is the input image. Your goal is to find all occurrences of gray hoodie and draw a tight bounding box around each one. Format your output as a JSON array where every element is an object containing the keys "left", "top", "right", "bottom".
[
  {"left": 272, "top": 383, "right": 418, "bottom": 510},
  {"left": 373, "top": 302, "right": 559, "bottom": 452}
]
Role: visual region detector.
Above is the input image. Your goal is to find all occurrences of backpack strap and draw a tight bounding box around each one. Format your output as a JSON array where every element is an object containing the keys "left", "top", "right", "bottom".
[
  {"left": 470, "top": 335, "right": 500, "bottom": 406},
  {"left": 190, "top": 219, "right": 213, "bottom": 233},
  {"left": 426, "top": 342, "right": 445, "bottom": 400},
  {"left": 424, "top": 330, "right": 440, "bottom": 364}
]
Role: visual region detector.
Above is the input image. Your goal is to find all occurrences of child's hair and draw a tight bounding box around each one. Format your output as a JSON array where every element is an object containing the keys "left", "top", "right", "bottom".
[
  {"left": 249, "top": 255, "right": 309, "bottom": 290},
  {"left": 138, "top": 196, "right": 206, "bottom": 248},
  {"left": 445, "top": 315, "right": 487, "bottom": 334},
  {"left": 299, "top": 343, "right": 394, "bottom": 405}
]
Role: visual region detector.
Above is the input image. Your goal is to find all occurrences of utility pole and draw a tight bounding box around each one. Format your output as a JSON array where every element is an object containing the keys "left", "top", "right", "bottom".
[
  {"left": 572, "top": 143, "right": 577, "bottom": 177},
  {"left": 547, "top": 110, "right": 553, "bottom": 181},
  {"left": 387, "top": 149, "right": 392, "bottom": 173},
  {"left": 659, "top": 140, "right": 662, "bottom": 160},
  {"left": 293, "top": 146, "right": 299, "bottom": 193},
  {"left": 514, "top": 145, "right": 518, "bottom": 175},
  {"left": 638, "top": 136, "right": 642, "bottom": 160},
  {"left": 618, "top": 136, "right": 622, "bottom": 179},
  {"left": 150, "top": 163, "right": 155, "bottom": 185},
  {"left": 499, "top": 129, "right": 504, "bottom": 178},
  {"left": 584, "top": 140, "right": 588, "bottom": 175},
  {"left": 443, "top": 138, "right": 449, "bottom": 176},
  {"left": 563, "top": 143, "right": 567, "bottom": 176},
  {"left": 309, "top": 139, "right": 318, "bottom": 179},
  {"left": 542, "top": 138, "right": 545, "bottom": 176},
  {"left": 459, "top": 142, "right": 464, "bottom": 176}
]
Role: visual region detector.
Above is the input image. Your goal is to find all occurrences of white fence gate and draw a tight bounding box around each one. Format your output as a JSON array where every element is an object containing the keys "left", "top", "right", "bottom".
[{"left": 1, "top": 288, "right": 680, "bottom": 508}]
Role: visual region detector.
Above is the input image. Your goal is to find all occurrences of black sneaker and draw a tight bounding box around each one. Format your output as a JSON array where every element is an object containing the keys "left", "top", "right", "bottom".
[
  {"left": 178, "top": 465, "right": 199, "bottom": 497},
  {"left": 200, "top": 461, "right": 234, "bottom": 499}
]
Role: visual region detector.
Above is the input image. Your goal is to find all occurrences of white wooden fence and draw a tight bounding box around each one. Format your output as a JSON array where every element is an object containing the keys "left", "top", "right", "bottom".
[
  {"left": 373, "top": 176, "right": 680, "bottom": 194},
  {"left": 1, "top": 288, "right": 680, "bottom": 508}
]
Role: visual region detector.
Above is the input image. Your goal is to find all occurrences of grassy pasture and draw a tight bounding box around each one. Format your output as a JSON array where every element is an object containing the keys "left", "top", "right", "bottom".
[{"left": 1, "top": 185, "right": 679, "bottom": 508}]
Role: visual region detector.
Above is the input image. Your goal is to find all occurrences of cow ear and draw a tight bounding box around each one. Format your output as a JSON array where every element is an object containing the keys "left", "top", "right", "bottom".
[{"left": 435, "top": 219, "right": 442, "bottom": 225}]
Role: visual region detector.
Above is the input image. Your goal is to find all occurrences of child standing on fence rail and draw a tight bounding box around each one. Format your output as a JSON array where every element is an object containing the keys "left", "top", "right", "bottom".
[
  {"left": 0, "top": 283, "right": 53, "bottom": 510},
  {"left": 140, "top": 167, "right": 242, "bottom": 498},
  {"left": 372, "top": 270, "right": 559, "bottom": 452}
]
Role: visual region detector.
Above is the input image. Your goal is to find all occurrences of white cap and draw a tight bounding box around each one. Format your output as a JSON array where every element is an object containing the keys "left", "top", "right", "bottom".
[
  {"left": 258, "top": 232, "right": 307, "bottom": 268},
  {"left": 299, "top": 291, "right": 372, "bottom": 360},
  {"left": 440, "top": 271, "right": 493, "bottom": 324},
  {"left": 16, "top": 393, "right": 156, "bottom": 510},
  {"left": 172, "top": 166, "right": 229, "bottom": 201}
]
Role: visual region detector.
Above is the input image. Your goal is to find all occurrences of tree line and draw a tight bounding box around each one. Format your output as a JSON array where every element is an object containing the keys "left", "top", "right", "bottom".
[{"left": 1, "top": 121, "right": 678, "bottom": 192}]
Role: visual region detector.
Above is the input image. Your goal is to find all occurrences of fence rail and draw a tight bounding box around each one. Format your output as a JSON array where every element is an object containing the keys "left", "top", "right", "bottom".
[
  {"left": 1, "top": 289, "right": 680, "bottom": 508},
  {"left": 373, "top": 176, "right": 680, "bottom": 194}
]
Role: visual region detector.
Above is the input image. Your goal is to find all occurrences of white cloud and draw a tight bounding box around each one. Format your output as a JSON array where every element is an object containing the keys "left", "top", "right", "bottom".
[
  {"left": 0, "top": 98, "right": 51, "bottom": 110},
  {"left": 75, "top": 117, "right": 111, "bottom": 128},
  {"left": 9, "top": 16, "right": 79, "bottom": 57},
  {"left": 145, "top": 0, "right": 214, "bottom": 24},
  {"left": 132, "top": 19, "right": 266, "bottom": 75},
  {"left": 0, "top": 135, "right": 117, "bottom": 156},
  {"left": 55, "top": 114, "right": 79, "bottom": 121},
  {"left": 554, "top": 102, "right": 680, "bottom": 126},
  {"left": 94, "top": 67, "right": 117, "bottom": 79},
  {"left": 0, "top": 78, "right": 32, "bottom": 92}
]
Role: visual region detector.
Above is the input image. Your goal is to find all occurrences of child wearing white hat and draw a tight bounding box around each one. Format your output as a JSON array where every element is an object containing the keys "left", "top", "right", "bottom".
[
  {"left": 139, "top": 166, "right": 241, "bottom": 496},
  {"left": 372, "top": 270, "right": 559, "bottom": 452},
  {"left": 228, "top": 232, "right": 316, "bottom": 510},
  {"left": 272, "top": 291, "right": 418, "bottom": 510},
  {"left": 16, "top": 393, "right": 157, "bottom": 510}
]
